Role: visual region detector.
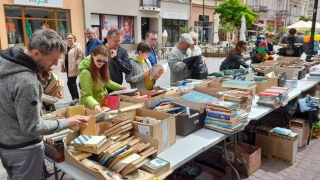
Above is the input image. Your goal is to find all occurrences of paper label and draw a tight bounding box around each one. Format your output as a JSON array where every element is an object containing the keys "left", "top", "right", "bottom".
[
  {"left": 138, "top": 125, "right": 150, "bottom": 136},
  {"left": 226, "top": 150, "right": 234, "bottom": 163},
  {"left": 161, "top": 119, "right": 169, "bottom": 150},
  {"left": 290, "top": 127, "right": 303, "bottom": 147}
]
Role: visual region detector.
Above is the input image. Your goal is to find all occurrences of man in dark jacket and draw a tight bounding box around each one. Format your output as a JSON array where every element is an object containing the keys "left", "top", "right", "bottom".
[
  {"left": 104, "top": 29, "right": 132, "bottom": 86},
  {"left": 0, "top": 29, "right": 88, "bottom": 180}
]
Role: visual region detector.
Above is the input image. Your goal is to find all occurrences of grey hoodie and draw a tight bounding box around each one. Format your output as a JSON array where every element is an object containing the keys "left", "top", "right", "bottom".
[
  {"left": 125, "top": 56, "right": 152, "bottom": 89},
  {"left": 0, "top": 47, "right": 69, "bottom": 148}
]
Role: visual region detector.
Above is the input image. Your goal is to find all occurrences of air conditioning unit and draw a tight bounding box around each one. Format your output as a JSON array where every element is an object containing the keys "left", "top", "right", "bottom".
[{"left": 199, "top": 15, "right": 209, "bottom": 21}]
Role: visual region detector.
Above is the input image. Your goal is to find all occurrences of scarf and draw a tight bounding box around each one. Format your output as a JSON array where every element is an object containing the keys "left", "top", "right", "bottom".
[{"left": 136, "top": 55, "right": 153, "bottom": 90}]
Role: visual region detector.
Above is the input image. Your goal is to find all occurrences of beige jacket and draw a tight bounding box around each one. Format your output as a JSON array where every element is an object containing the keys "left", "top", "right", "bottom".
[{"left": 63, "top": 43, "right": 84, "bottom": 77}]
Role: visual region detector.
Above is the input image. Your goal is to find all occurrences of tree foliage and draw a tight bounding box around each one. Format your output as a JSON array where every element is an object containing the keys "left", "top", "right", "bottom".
[
  {"left": 299, "top": 15, "right": 312, "bottom": 22},
  {"left": 214, "top": 0, "right": 259, "bottom": 29}
]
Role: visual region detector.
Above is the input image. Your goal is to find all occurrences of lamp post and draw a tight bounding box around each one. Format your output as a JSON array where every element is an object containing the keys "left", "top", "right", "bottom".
[
  {"left": 202, "top": 0, "right": 205, "bottom": 43},
  {"left": 306, "top": 0, "right": 319, "bottom": 61}
]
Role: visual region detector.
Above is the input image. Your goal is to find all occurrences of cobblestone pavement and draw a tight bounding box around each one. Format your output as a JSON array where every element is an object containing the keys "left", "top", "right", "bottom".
[{"left": 1, "top": 49, "right": 320, "bottom": 180}]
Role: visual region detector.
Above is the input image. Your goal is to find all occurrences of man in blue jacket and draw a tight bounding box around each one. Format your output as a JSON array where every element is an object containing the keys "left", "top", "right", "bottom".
[{"left": 85, "top": 28, "right": 102, "bottom": 56}]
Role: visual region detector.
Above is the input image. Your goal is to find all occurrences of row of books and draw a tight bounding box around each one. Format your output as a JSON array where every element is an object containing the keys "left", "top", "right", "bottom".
[
  {"left": 222, "top": 90, "right": 253, "bottom": 112},
  {"left": 44, "top": 73, "right": 64, "bottom": 96},
  {"left": 204, "top": 99, "right": 249, "bottom": 134},
  {"left": 257, "top": 86, "right": 289, "bottom": 107},
  {"left": 68, "top": 119, "right": 170, "bottom": 177}
]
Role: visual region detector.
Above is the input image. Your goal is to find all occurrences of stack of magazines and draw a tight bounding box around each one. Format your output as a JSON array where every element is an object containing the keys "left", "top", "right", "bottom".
[{"left": 204, "top": 99, "right": 248, "bottom": 134}]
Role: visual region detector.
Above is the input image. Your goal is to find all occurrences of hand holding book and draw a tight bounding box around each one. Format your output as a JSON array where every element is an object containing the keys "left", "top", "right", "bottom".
[{"left": 67, "top": 115, "right": 89, "bottom": 128}]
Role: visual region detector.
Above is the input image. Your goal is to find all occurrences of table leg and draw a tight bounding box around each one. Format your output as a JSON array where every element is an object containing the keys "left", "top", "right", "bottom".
[
  {"left": 233, "top": 133, "right": 249, "bottom": 177},
  {"left": 224, "top": 138, "right": 240, "bottom": 180},
  {"left": 60, "top": 172, "right": 65, "bottom": 180},
  {"left": 53, "top": 163, "right": 59, "bottom": 180}
]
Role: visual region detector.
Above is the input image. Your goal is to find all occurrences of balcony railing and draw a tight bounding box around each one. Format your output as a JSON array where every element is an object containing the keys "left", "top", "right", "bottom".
[
  {"left": 252, "top": 5, "right": 269, "bottom": 13},
  {"left": 276, "top": 10, "right": 289, "bottom": 17},
  {"left": 139, "top": 0, "right": 161, "bottom": 11}
]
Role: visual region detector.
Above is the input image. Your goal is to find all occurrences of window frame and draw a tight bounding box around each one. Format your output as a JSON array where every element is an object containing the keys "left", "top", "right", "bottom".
[{"left": 3, "top": 5, "right": 71, "bottom": 47}]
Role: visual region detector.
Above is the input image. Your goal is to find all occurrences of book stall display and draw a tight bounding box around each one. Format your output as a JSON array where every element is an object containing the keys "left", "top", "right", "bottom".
[{"left": 42, "top": 56, "right": 320, "bottom": 180}]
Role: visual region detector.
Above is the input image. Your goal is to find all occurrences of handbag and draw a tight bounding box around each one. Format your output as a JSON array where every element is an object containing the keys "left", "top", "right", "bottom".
[{"left": 61, "top": 64, "right": 66, "bottom": 73}]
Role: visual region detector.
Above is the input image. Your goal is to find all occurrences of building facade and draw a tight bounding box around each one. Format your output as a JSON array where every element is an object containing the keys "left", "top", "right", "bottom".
[
  {"left": 307, "top": 0, "right": 320, "bottom": 23},
  {"left": 83, "top": 0, "right": 191, "bottom": 49},
  {"left": 0, "top": 0, "right": 85, "bottom": 50}
]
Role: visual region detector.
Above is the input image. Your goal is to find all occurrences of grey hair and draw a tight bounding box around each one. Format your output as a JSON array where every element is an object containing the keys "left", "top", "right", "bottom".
[
  {"left": 146, "top": 31, "right": 157, "bottom": 38},
  {"left": 189, "top": 31, "right": 199, "bottom": 38},
  {"left": 85, "top": 28, "right": 95, "bottom": 34},
  {"left": 107, "top": 29, "right": 121, "bottom": 38},
  {"left": 28, "top": 29, "right": 67, "bottom": 55}
]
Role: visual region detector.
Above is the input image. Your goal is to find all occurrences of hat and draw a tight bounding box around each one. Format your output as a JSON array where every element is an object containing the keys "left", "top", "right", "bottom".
[{"left": 179, "top": 33, "right": 194, "bottom": 45}]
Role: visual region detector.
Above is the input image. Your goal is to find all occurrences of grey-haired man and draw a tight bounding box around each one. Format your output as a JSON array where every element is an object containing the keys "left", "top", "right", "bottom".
[
  {"left": 0, "top": 29, "right": 89, "bottom": 180},
  {"left": 168, "top": 33, "right": 194, "bottom": 83}
]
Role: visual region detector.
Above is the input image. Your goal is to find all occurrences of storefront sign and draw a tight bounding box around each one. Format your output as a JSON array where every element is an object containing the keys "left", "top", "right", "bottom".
[
  {"left": 163, "top": 12, "right": 188, "bottom": 20},
  {"left": 13, "top": 0, "right": 63, "bottom": 8}
]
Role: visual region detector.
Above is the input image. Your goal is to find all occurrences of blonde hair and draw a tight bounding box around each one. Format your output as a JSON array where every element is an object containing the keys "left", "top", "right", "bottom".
[{"left": 189, "top": 31, "right": 199, "bottom": 38}]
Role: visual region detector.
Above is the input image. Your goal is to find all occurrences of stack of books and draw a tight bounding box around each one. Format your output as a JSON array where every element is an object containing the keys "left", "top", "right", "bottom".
[
  {"left": 257, "top": 86, "right": 289, "bottom": 107},
  {"left": 307, "top": 72, "right": 320, "bottom": 81},
  {"left": 224, "top": 90, "right": 253, "bottom": 112},
  {"left": 44, "top": 74, "right": 64, "bottom": 96},
  {"left": 204, "top": 99, "right": 248, "bottom": 134}
]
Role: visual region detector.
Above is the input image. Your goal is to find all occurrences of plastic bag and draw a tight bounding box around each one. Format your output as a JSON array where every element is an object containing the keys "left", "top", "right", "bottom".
[{"left": 309, "top": 64, "right": 320, "bottom": 73}]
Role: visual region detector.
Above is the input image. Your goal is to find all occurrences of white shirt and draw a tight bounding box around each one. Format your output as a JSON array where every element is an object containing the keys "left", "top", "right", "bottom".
[{"left": 190, "top": 46, "right": 202, "bottom": 56}]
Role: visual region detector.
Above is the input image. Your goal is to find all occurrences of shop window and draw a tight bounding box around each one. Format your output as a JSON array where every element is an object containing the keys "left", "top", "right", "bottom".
[
  {"left": 25, "top": 8, "right": 54, "bottom": 19},
  {"left": 58, "top": 21, "right": 71, "bottom": 40},
  {"left": 57, "top": 10, "right": 70, "bottom": 19},
  {"left": 4, "top": 5, "right": 71, "bottom": 47},
  {"left": 6, "top": 18, "right": 24, "bottom": 46},
  {"left": 4, "top": 6, "right": 21, "bottom": 17}
]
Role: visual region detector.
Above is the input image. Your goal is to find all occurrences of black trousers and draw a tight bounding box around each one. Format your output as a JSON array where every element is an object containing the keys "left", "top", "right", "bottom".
[{"left": 67, "top": 76, "right": 79, "bottom": 100}]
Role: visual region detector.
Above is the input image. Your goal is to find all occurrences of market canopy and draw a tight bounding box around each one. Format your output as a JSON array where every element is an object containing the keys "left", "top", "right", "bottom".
[{"left": 286, "top": 20, "right": 320, "bottom": 30}]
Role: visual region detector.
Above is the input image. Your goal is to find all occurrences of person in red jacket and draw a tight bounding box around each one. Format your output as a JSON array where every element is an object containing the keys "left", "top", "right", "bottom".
[{"left": 257, "top": 33, "right": 275, "bottom": 61}]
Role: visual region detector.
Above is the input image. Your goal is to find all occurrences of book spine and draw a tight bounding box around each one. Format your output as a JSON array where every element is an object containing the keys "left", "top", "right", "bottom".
[
  {"left": 206, "top": 111, "right": 235, "bottom": 120},
  {"left": 205, "top": 120, "right": 233, "bottom": 129}
]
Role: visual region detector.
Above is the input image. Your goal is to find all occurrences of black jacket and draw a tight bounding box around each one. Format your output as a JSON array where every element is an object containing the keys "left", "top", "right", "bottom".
[
  {"left": 108, "top": 46, "right": 132, "bottom": 85},
  {"left": 220, "top": 52, "right": 250, "bottom": 71}
]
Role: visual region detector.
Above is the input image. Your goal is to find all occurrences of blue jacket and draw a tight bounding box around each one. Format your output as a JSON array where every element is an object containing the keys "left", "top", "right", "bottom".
[
  {"left": 135, "top": 48, "right": 157, "bottom": 66},
  {"left": 85, "top": 38, "right": 102, "bottom": 56}
]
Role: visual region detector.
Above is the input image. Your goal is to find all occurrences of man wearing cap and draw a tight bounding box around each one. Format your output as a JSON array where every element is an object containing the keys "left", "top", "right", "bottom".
[{"left": 168, "top": 33, "right": 194, "bottom": 83}]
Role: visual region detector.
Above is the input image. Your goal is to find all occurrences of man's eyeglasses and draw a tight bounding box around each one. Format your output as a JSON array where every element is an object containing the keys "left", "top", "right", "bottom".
[{"left": 96, "top": 59, "right": 108, "bottom": 63}]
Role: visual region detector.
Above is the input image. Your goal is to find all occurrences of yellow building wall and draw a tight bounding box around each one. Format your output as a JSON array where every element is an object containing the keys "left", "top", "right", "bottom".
[{"left": 0, "top": 0, "right": 85, "bottom": 51}]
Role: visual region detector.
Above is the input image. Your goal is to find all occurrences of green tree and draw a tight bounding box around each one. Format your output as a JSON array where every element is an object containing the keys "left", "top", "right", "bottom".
[
  {"left": 299, "top": 15, "right": 312, "bottom": 22},
  {"left": 214, "top": 0, "right": 258, "bottom": 30}
]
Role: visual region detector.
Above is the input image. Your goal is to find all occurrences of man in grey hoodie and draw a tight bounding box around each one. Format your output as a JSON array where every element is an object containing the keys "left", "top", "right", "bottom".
[{"left": 0, "top": 29, "right": 89, "bottom": 180}]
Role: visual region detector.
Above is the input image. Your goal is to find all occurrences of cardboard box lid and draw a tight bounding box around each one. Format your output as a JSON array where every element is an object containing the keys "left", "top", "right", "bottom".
[
  {"left": 256, "top": 125, "right": 273, "bottom": 134},
  {"left": 289, "top": 119, "right": 308, "bottom": 128},
  {"left": 270, "top": 132, "right": 298, "bottom": 141}
]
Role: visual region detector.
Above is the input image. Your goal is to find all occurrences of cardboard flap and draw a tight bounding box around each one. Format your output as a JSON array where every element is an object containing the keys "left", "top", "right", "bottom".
[{"left": 132, "top": 132, "right": 158, "bottom": 157}]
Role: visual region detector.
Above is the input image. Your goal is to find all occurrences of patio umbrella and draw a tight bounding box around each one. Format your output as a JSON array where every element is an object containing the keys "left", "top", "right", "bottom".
[
  {"left": 286, "top": 20, "right": 310, "bottom": 30},
  {"left": 240, "top": 15, "right": 246, "bottom": 41},
  {"left": 306, "top": 21, "right": 320, "bottom": 30},
  {"left": 213, "top": 13, "right": 220, "bottom": 43}
]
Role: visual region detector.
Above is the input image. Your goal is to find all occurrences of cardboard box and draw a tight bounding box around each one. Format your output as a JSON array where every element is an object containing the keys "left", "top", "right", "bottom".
[
  {"left": 269, "top": 132, "right": 298, "bottom": 165},
  {"left": 222, "top": 142, "right": 261, "bottom": 176},
  {"left": 45, "top": 142, "right": 64, "bottom": 162},
  {"left": 289, "top": 119, "right": 310, "bottom": 148},
  {"left": 115, "top": 108, "right": 176, "bottom": 153},
  {"left": 264, "top": 67, "right": 299, "bottom": 79},
  {"left": 64, "top": 131, "right": 158, "bottom": 180},
  {"left": 119, "top": 89, "right": 164, "bottom": 108},
  {"left": 255, "top": 125, "right": 273, "bottom": 157}
]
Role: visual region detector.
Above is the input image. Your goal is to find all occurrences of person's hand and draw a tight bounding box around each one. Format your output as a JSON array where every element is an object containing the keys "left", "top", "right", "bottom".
[
  {"left": 270, "top": 51, "right": 275, "bottom": 55},
  {"left": 153, "top": 74, "right": 161, "bottom": 80},
  {"left": 56, "top": 91, "right": 64, "bottom": 99},
  {"left": 110, "top": 49, "right": 117, "bottom": 58},
  {"left": 201, "top": 57, "right": 207, "bottom": 64},
  {"left": 120, "top": 86, "right": 127, "bottom": 90},
  {"left": 143, "top": 70, "right": 150, "bottom": 78},
  {"left": 67, "top": 115, "right": 89, "bottom": 129},
  {"left": 94, "top": 105, "right": 102, "bottom": 112},
  {"left": 255, "top": 68, "right": 262, "bottom": 72},
  {"left": 283, "top": 44, "right": 288, "bottom": 48}
]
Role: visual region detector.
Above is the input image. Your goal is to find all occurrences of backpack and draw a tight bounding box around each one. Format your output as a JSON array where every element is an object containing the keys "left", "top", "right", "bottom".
[
  {"left": 189, "top": 63, "right": 209, "bottom": 79},
  {"left": 249, "top": 47, "right": 262, "bottom": 64}
]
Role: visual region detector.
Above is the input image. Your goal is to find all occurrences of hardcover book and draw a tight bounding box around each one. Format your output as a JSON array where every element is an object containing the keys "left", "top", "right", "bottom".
[
  {"left": 181, "top": 90, "right": 218, "bottom": 103},
  {"left": 141, "top": 157, "right": 170, "bottom": 174},
  {"left": 222, "top": 80, "right": 257, "bottom": 89},
  {"left": 103, "top": 95, "right": 120, "bottom": 110},
  {"left": 70, "top": 135, "right": 106, "bottom": 148}
]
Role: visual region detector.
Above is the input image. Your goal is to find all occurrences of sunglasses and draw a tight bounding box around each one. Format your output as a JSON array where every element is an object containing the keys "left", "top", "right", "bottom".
[{"left": 96, "top": 59, "right": 108, "bottom": 63}]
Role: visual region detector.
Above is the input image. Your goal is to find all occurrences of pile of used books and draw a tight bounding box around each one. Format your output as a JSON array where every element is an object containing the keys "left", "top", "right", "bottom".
[
  {"left": 161, "top": 79, "right": 209, "bottom": 94},
  {"left": 222, "top": 90, "right": 253, "bottom": 112},
  {"left": 257, "top": 86, "right": 289, "bottom": 107},
  {"left": 204, "top": 99, "right": 249, "bottom": 134}
]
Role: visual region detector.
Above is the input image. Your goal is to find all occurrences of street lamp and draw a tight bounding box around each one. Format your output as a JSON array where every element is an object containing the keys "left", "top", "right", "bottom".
[
  {"left": 288, "top": 4, "right": 298, "bottom": 25},
  {"left": 306, "top": 0, "right": 319, "bottom": 61},
  {"left": 202, "top": 0, "right": 205, "bottom": 43}
]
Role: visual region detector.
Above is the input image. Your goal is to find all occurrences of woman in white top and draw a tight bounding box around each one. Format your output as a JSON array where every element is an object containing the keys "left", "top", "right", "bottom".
[
  {"left": 189, "top": 32, "right": 207, "bottom": 65},
  {"left": 189, "top": 32, "right": 202, "bottom": 56}
]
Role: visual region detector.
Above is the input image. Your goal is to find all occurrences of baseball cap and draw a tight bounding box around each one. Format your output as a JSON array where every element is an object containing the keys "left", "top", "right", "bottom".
[{"left": 179, "top": 33, "right": 194, "bottom": 45}]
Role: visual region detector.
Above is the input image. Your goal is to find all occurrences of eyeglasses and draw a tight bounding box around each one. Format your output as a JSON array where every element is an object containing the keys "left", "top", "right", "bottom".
[
  {"left": 67, "top": 38, "right": 74, "bottom": 39},
  {"left": 96, "top": 59, "right": 108, "bottom": 63}
]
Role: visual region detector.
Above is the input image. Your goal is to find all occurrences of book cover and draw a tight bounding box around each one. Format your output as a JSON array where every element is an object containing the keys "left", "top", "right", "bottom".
[
  {"left": 70, "top": 135, "right": 106, "bottom": 148},
  {"left": 114, "top": 153, "right": 141, "bottom": 172},
  {"left": 204, "top": 119, "right": 243, "bottom": 129},
  {"left": 206, "top": 110, "right": 236, "bottom": 120},
  {"left": 141, "top": 157, "right": 170, "bottom": 174},
  {"left": 207, "top": 99, "right": 239, "bottom": 109},
  {"left": 222, "top": 80, "right": 256, "bottom": 89},
  {"left": 103, "top": 95, "right": 120, "bottom": 110},
  {"left": 181, "top": 91, "right": 218, "bottom": 103}
]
